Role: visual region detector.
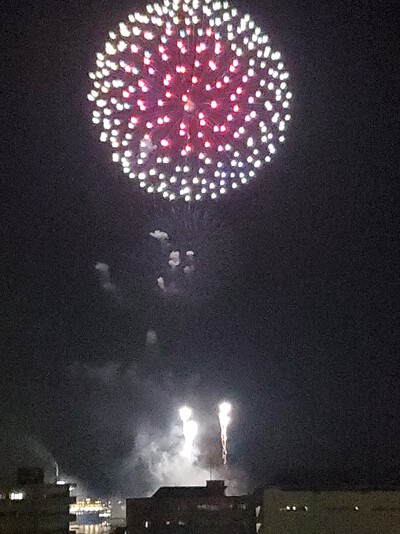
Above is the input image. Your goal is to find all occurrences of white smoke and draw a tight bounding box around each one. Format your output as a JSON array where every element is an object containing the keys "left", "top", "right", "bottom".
[
  {"left": 70, "top": 361, "right": 121, "bottom": 386},
  {"left": 157, "top": 276, "right": 166, "bottom": 291},
  {"left": 94, "top": 262, "right": 117, "bottom": 294},
  {"left": 168, "top": 251, "right": 181, "bottom": 269},
  {"left": 130, "top": 415, "right": 248, "bottom": 496},
  {"left": 134, "top": 420, "right": 209, "bottom": 492},
  {"left": 146, "top": 329, "right": 158, "bottom": 346},
  {"left": 23, "top": 438, "right": 89, "bottom": 495},
  {"left": 151, "top": 229, "right": 196, "bottom": 295},
  {"left": 183, "top": 265, "right": 195, "bottom": 275},
  {"left": 150, "top": 230, "right": 170, "bottom": 242}
]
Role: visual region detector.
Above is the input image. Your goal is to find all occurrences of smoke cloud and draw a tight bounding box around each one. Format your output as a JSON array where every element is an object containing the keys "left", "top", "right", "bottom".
[
  {"left": 122, "top": 414, "right": 248, "bottom": 497},
  {"left": 133, "top": 421, "right": 209, "bottom": 492},
  {"left": 0, "top": 433, "right": 88, "bottom": 496},
  {"left": 146, "top": 329, "right": 158, "bottom": 347},
  {"left": 151, "top": 229, "right": 197, "bottom": 296},
  {"left": 94, "top": 262, "right": 117, "bottom": 294},
  {"left": 168, "top": 250, "right": 181, "bottom": 269},
  {"left": 150, "top": 230, "right": 170, "bottom": 242},
  {"left": 70, "top": 360, "right": 121, "bottom": 386}
]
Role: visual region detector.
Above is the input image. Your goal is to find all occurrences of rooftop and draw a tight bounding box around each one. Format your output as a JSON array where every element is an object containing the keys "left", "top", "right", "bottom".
[{"left": 153, "top": 480, "right": 227, "bottom": 499}]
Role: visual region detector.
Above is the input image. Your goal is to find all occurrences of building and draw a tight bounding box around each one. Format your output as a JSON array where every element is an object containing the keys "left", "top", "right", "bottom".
[
  {"left": 259, "top": 487, "right": 400, "bottom": 534},
  {"left": 126, "top": 480, "right": 260, "bottom": 534},
  {"left": 70, "top": 498, "right": 111, "bottom": 525},
  {"left": 69, "top": 497, "right": 126, "bottom": 529},
  {"left": 0, "top": 468, "right": 75, "bottom": 534}
]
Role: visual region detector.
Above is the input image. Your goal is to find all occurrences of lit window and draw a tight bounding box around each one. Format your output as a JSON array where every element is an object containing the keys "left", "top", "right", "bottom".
[
  {"left": 10, "top": 492, "right": 24, "bottom": 501},
  {"left": 280, "top": 504, "right": 308, "bottom": 512},
  {"left": 144, "top": 520, "right": 149, "bottom": 528}
]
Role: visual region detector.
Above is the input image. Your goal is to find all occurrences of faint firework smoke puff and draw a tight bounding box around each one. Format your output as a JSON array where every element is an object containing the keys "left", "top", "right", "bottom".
[
  {"left": 150, "top": 230, "right": 170, "bottom": 242},
  {"left": 151, "top": 228, "right": 197, "bottom": 295},
  {"left": 70, "top": 361, "right": 121, "bottom": 386},
  {"left": 94, "top": 262, "right": 117, "bottom": 294},
  {"left": 146, "top": 329, "right": 158, "bottom": 346},
  {"left": 157, "top": 276, "right": 166, "bottom": 292},
  {"left": 133, "top": 422, "right": 209, "bottom": 494},
  {"left": 183, "top": 251, "right": 195, "bottom": 275},
  {"left": 168, "top": 251, "right": 181, "bottom": 269}
]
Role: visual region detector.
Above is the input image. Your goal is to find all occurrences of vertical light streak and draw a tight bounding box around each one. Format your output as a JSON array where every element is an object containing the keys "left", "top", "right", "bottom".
[
  {"left": 218, "top": 401, "right": 231, "bottom": 465},
  {"left": 179, "top": 406, "right": 198, "bottom": 459}
]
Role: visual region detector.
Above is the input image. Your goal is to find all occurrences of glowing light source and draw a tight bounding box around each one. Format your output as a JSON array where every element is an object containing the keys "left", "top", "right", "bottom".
[
  {"left": 10, "top": 492, "right": 24, "bottom": 501},
  {"left": 89, "top": 0, "right": 292, "bottom": 200},
  {"left": 218, "top": 401, "right": 231, "bottom": 465},
  {"left": 179, "top": 406, "right": 198, "bottom": 459}
]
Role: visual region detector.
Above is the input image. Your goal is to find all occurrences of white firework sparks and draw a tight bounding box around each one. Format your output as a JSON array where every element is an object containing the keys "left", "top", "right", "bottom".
[
  {"left": 179, "top": 406, "right": 198, "bottom": 459},
  {"left": 218, "top": 401, "right": 231, "bottom": 465},
  {"left": 88, "top": 0, "right": 292, "bottom": 201}
]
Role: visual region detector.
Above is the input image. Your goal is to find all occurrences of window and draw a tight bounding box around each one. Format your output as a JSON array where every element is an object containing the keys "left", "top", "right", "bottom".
[
  {"left": 144, "top": 520, "right": 149, "bottom": 528},
  {"left": 10, "top": 492, "right": 24, "bottom": 501},
  {"left": 327, "top": 506, "right": 362, "bottom": 512},
  {"left": 197, "top": 504, "right": 220, "bottom": 511},
  {"left": 280, "top": 505, "right": 308, "bottom": 512}
]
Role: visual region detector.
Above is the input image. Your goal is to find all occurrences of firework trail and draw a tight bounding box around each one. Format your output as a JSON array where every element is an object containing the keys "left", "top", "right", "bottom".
[
  {"left": 218, "top": 401, "right": 231, "bottom": 465},
  {"left": 179, "top": 406, "right": 198, "bottom": 459}
]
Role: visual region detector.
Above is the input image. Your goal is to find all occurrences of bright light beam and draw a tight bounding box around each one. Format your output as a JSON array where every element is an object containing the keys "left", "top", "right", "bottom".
[
  {"left": 179, "top": 406, "right": 198, "bottom": 459},
  {"left": 218, "top": 401, "right": 232, "bottom": 465}
]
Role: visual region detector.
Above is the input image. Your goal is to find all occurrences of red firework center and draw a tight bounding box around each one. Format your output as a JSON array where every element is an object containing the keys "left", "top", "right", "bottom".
[
  {"left": 129, "top": 30, "right": 251, "bottom": 152},
  {"left": 89, "top": 0, "right": 292, "bottom": 200}
]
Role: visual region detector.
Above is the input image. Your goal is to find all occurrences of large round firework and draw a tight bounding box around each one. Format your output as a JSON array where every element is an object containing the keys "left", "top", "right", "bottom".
[{"left": 88, "top": 0, "right": 292, "bottom": 201}]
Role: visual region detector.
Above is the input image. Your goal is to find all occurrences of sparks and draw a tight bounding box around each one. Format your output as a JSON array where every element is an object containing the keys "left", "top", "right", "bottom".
[
  {"left": 218, "top": 401, "right": 232, "bottom": 465},
  {"left": 88, "top": 0, "right": 292, "bottom": 201},
  {"left": 179, "top": 406, "right": 198, "bottom": 459}
]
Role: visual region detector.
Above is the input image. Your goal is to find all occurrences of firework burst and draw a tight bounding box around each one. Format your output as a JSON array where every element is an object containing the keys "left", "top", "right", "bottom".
[{"left": 88, "top": 0, "right": 292, "bottom": 201}]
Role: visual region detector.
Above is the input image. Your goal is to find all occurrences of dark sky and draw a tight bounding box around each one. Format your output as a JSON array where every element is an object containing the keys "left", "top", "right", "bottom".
[{"left": 1, "top": 0, "right": 399, "bottom": 495}]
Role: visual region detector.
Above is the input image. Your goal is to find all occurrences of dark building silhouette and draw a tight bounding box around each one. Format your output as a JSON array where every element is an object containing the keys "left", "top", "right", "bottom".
[
  {"left": 126, "top": 480, "right": 260, "bottom": 534},
  {"left": 0, "top": 468, "right": 75, "bottom": 534},
  {"left": 259, "top": 487, "right": 400, "bottom": 534}
]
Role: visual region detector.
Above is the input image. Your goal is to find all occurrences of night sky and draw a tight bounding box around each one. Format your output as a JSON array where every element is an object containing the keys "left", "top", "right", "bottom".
[{"left": 1, "top": 0, "right": 399, "bottom": 496}]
